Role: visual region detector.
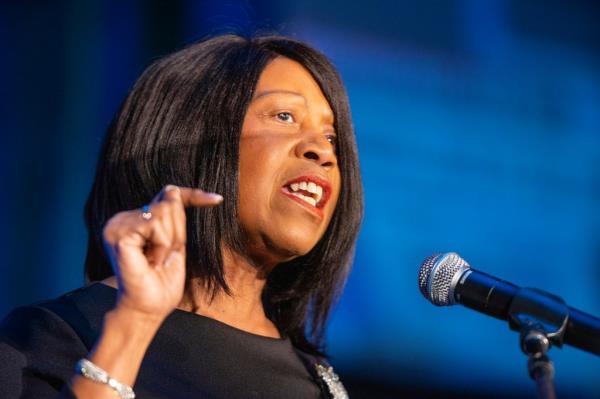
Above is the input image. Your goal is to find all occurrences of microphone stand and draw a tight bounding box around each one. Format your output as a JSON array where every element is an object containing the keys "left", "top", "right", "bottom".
[
  {"left": 508, "top": 288, "right": 569, "bottom": 399},
  {"left": 521, "top": 326, "right": 556, "bottom": 399}
]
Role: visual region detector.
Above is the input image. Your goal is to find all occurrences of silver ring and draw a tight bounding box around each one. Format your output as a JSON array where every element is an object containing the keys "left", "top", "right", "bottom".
[{"left": 141, "top": 204, "right": 152, "bottom": 220}]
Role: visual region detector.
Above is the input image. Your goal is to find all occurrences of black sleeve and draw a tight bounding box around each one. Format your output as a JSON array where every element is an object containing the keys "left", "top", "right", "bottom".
[{"left": 0, "top": 306, "right": 88, "bottom": 399}]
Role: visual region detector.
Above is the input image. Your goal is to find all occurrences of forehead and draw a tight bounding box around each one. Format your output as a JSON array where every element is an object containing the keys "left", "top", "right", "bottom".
[{"left": 253, "top": 57, "right": 334, "bottom": 119}]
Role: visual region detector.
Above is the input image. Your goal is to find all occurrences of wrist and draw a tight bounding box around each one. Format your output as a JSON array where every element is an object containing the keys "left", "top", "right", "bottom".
[
  {"left": 87, "top": 306, "right": 163, "bottom": 385},
  {"left": 70, "top": 303, "right": 165, "bottom": 397},
  {"left": 75, "top": 358, "right": 135, "bottom": 399}
]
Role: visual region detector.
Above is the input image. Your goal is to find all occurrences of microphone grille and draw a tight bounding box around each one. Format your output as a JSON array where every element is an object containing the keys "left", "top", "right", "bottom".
[
  {"left": 418, "top": 254, "right": 440, "bottom": 298},
  {"left": 418, "top": 252, "right": 470, "bottom": 306}
]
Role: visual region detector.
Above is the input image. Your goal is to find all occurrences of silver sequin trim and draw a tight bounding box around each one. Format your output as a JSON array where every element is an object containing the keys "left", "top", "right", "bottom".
[{"left": 315, "top": 364, "right": 349, "bottom": 399}]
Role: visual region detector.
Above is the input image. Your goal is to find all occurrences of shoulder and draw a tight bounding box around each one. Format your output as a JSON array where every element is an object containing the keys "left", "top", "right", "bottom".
[
  {"left": 0, "top": 282, "right": 114, "bottom": 363},
  {"left": 1, "top": 305, "right": 80, "bottom": 353},
  {"left": 1, "top": 282, "right": 116, "bottom": 352},
  {"left": 0, "top": 305, "right": 84, "bottom": 398},
  {"left": 0, "top": 283, "right": 115, "bottom": 398}
]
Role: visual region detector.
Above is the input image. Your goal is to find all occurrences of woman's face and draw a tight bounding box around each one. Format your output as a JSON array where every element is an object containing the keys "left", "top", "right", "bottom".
[{"left": 238, "top": 57, "right": 341, "bottom": 267}]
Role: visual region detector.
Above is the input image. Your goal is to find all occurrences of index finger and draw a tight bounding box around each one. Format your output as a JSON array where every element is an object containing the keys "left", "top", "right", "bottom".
[{"left": 167, "top": 186, "right": 223, "bottom": 208}]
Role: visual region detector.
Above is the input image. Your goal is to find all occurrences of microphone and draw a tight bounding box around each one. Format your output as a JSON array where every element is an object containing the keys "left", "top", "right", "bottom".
[{"left": 418, "top": 252, "right": 600, "bottom": 356}]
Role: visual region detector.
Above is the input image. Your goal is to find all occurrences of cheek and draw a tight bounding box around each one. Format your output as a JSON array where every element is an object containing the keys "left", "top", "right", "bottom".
[
  {"left": 328, "top": 171, "right": 342, "bottom": 213},
  {"left": 238, "top": 138, "right": 284, "bottom": 214}
]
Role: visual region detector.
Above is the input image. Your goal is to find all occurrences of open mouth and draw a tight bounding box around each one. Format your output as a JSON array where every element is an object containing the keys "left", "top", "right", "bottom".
[{"left": 282, "top": 176, "right": 331, "bottom": 211}]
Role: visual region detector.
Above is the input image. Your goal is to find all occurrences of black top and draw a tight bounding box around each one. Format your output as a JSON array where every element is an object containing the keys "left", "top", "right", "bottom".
[{"left": 0, "top": 283, "right": 336, "bottom": 398}]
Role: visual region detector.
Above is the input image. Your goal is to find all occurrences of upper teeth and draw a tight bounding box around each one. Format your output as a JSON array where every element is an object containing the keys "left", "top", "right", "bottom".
[{"left": 289, "top": 181, "right": 324, "bottom": 206}]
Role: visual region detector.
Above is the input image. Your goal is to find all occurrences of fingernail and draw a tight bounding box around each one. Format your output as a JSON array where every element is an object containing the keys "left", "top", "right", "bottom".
[
  {"left": 165, "top": 185, "right": 180, "bottom": 193},
  {"left": 207, "top": 193, "right": 223, "bottom": 202},
  {"left": 195, "top": 189, "right": 223, "bottom": 202}
]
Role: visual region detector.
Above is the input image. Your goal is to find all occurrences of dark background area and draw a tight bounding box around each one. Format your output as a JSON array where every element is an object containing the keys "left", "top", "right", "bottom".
[{"left": 1, "top": 1, "right": 599, "bottom": 397}]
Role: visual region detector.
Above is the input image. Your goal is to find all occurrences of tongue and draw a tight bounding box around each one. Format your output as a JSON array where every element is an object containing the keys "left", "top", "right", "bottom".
[{"left": 297, "top": 189, "right": 313, "bottom": 197}]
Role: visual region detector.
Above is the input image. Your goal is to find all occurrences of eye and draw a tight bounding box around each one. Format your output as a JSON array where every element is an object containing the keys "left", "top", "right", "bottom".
[
  {"left": 326, "top": 134, "right": 337, "bottom": 146},
  {"left": 275, "top": 112, "right": 295, "bottom": 123}
]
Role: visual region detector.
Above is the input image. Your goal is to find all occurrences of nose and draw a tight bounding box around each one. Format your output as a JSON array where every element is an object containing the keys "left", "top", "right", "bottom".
[{"left": 295, "top": 134, "right": 337, "bottom": 169}]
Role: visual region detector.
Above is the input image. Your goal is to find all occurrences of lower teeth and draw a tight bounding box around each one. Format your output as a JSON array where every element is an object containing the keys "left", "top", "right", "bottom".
[{"left": 291, "top": 192, "right": 316, "bottom": 207}]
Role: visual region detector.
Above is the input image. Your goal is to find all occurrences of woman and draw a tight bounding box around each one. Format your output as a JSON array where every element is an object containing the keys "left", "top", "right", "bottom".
[{"left": 0, "top": 34, "right": 363, "bottom": 398}]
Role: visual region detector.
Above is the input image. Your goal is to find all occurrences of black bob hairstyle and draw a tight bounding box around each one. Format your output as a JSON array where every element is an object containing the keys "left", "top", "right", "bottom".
[{"left": 84, "top": 34, "right": 364, "bottom": 355}]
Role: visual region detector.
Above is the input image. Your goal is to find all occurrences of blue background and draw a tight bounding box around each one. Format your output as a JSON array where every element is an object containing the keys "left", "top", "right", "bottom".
[{"left": 1, "top": 1, "right": 599, "bottom": 398}]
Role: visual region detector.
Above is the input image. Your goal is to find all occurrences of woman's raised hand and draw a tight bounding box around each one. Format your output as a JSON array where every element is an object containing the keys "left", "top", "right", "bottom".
[{"left": 102, "top": 185, "right": 223, "bottom": 321}]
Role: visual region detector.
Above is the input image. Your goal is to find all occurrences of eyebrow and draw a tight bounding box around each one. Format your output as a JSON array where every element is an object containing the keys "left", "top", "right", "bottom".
[{"left": 252, "top": 89, "right": 306, "bottom": 101}]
